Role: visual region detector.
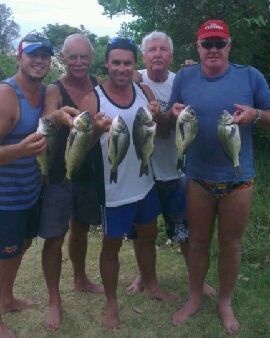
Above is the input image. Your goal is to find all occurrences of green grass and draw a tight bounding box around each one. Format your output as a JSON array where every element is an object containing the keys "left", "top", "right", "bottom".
[{"left": 3, "top": 141, "right": 270, "bottom": 337}]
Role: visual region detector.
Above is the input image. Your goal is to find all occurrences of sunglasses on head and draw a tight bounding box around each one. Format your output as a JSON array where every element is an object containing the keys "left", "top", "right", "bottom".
[
  {"left": 23, "top": 33, "right": 52, "bottom": 48},
  {"left": 200, "top": 39, "right": 229, "bottom": 50},
  {"left": 109, "top": 37, "right": 136, "bottom": 47}
]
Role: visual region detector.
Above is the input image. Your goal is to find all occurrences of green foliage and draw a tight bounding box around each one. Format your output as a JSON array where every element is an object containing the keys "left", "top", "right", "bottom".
[
  {"left": 99, "top": 0, "right": 270, "bottom": 73},
  {"left": 0, "top": 3, "right": 20, "bottom": 53},
  {"left": 0, "top": 54, "right": 16, "bottom": 80}
]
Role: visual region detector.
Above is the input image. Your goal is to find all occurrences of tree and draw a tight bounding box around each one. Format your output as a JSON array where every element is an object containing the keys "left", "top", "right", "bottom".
[
  {"left": 98, "top": 0, "right": 270, "bottom": 73},
  {"left": 0, "top": 3, "right": 20, "bottom": 54}
]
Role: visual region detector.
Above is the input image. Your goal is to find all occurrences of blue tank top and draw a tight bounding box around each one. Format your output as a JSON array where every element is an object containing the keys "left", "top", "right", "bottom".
[{"left": 0, "top": 78, "right": 45, "bottom": 210}]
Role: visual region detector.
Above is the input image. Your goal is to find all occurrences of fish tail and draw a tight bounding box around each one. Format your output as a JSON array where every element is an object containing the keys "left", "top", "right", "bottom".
[
  {"left": 139, "top": 163, "right": 148, "bottom": 177},
  {"left": 110, "top": 170, "right": 118, "bottom": 183},
  {"left": 235, "top": 165, "right": 241, "bottom": 176}
]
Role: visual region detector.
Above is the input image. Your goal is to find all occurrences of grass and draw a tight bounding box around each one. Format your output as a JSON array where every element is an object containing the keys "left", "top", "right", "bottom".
[{"left": 3, "top": 141, "right": 270, "bottom": 337}]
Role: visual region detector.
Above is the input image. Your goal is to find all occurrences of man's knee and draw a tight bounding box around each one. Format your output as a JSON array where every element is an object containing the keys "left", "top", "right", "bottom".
[
  {"left": 189, "top": 238, "right": 210, "bottom": 251},
  {"left": 69, "top": 221, "right": 89, "bottom": 239},
  {"left": 219, "top": 238, "right": 241, "bottom": 252},
  {"left": 43, "top": 236, "right": 65, "bottom": 253},
  {"left": 101, "top": 236, "right": 122, "bottom": 260}
]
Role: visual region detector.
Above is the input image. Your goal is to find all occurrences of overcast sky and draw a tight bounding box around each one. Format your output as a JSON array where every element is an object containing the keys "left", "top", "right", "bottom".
[{"left": 3, "top": 0, "right": 133, "bottom": 45}]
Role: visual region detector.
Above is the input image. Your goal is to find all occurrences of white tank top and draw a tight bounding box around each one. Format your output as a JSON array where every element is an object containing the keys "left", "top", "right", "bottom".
[
  {"left": 95, "top": 83, "right": 154, "bottom": 207},
  {"left": 139, "top": 69, "right": 179, "bottom": 181}
]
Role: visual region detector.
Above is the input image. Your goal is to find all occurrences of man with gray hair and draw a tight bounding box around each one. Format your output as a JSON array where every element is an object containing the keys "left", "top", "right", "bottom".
[
  {"left": 38, "top": 33, "right": 104, "bottom": 331},
  {"left": 127, "top": 31, "right": 215, "bottom": 299}
]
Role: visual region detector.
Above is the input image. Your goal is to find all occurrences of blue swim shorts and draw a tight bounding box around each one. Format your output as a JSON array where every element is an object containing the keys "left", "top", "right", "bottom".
[
  {"left": 128, "top": 178, "right": 189, "bottom": 243},
  {"left": 103, "top": 186, "right": 161, "bottom": 238},
  {"left": 0, "top": 201, "right": 40, "bottom": 259}
]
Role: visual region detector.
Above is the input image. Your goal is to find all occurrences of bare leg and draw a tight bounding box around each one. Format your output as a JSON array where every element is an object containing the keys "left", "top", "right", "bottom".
[
  {"left": 217, "top": 186, "right": 253, "bottom": 335},
  {"left": 69, "top": 220, "right": 103, "bottom": 293},
  {"left": 0, "top": 240, "right": 38, "bottom": 314},
  {"left": 125, "top": 273, "right": 144, "bottom": 295},
  {"left": 100, "top": 235, "right": 122, "bottom": 330},
  {"left": 135, "top": 220, "right": 178, "bottom": 302},
  {"left": 173, "top": 180, "right": 216, "bottom": 325},
  {"left": 0, "top": 316, "right": 18, "bottom": 338},
  {"left": 180, "top": 242, "right": 216, "bottom": 298},
  {"left": 42, "top": 236, "right": 65, "bottom": 331}
]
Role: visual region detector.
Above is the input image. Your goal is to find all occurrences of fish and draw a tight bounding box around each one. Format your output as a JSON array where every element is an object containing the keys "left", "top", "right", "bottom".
[
  {"left": 132, "top": 107, "right": 156, "bottom": 177},
  {"left": 108, "top": 115, "right": 130, "bottom": 183},
  {"left": 217, "top": 110, "right": 241, "bottom": 174},
  {"left": 65, "top": 111, "right": 96, "bottom": 180},
  {"left": 36, "top": 117, "right": 60, "bottom": 182},
  {"left": 175, "top": 105, "right": 198, "bottom": 170}
]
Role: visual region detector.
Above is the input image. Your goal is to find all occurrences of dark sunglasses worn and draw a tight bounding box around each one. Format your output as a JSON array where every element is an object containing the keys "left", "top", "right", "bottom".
[
  {"left": 109, "top": 37, "right": 136, "bottom": 47},
  {"left": 200, "top": 39, "right": 229, "bottom": 50}
]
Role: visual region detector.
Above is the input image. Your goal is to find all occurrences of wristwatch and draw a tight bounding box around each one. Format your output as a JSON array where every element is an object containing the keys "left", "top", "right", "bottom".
[{"left": 254, "top": 109, "right": 263, "bottom": 124}]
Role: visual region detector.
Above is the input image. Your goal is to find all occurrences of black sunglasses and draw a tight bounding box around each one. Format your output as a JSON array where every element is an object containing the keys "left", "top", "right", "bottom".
[
  {"left": 23, "top": 33, "right": 52, "bottom": 49},
  {"left": 200, "top": 39, "right": 229, "bottom": 50},
  {"left": 109, "top": 37, "right": 136, "bottom": 47}
]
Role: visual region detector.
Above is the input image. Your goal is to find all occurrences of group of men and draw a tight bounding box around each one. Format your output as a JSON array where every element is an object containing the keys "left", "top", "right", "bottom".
[{"left": 1, "top": 18, "right": 270, "bottom": 338}]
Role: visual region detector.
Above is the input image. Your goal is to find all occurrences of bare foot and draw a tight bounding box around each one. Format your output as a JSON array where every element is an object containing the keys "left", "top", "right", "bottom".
[
  {"left": 1, "top": 298, "right": 39, "bottom": 314},
  {"left": 0, "top": 324, "right": 18, "bottom": 338},
  {"left": 172, "top": 300, "right": 200, "bottom": 326},
  {"left": 102, "top": 301, "right": 119, "bottom": 330},
  {"left": 144, "top": 286, "right": 179, "bottom": 303},
  {"left": 74, "top": 276, "right": 104, "bottom": 294},
  {"left": 203, "top": 282, "right": 216, "bottom": 298},
  {"left": 218, "top": 303, "right": 240, "bottom": 335},
  {"left": 125, "top": 275, "right": 144, "bottom": 295},
  {"left": 42, "top": 304, "right": 62, "bottom": 331}
]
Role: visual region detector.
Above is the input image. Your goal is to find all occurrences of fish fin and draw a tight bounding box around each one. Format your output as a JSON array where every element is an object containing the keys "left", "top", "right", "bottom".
[
  {"left": 110, "top": 170, "right": 117, "bottom": 183},
  {"left": 176, "top": 155, "right": 186, "bottom": 172},
  {"left": 230, "top": 127, "right": 236, "bottom": 138},
  {"left": 139, "top": 163, "right": 148, "bottom": 177},
  {"left": 179, "top": 123, "right": 185, "bottom": 140},
  {"left": 235, "top": 165, "right": 241, "bottom": 176}
]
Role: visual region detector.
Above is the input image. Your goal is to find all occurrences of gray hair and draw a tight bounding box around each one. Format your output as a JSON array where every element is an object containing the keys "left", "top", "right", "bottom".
[
  {"left": 141, "top": 31, "right": 173, "bottom": 54},
  {"left": 62, "top": 33, "right": 94, "bottom": 54}
]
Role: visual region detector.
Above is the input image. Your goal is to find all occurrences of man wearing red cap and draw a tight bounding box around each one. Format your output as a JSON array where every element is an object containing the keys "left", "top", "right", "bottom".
[
  {"left": 0, "top": 33, "right": 53, "bottom": 338},
  {"left": 169, "top": 19, "right": 270, "bottom": 334}
]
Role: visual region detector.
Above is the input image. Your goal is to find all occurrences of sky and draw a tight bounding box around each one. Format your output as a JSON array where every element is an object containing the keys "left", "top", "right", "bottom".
[{"left": 3, "top": 0, "right": 134, "bottom": 44}]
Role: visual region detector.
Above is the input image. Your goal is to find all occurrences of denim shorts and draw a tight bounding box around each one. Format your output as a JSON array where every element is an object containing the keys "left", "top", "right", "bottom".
[
  {"left": 103, "top": 186, "right": 161, "bottom": 239},
  {"left": 0, "top": 201, "right": 40, "bottom": 259}
]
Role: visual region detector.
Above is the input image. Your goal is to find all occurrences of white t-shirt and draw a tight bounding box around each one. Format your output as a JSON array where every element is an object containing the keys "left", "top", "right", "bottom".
[
  {"left": 139, "top": 69, "right": 178, "bottom": 181},
  {"left": 95, "top": 83, "right": 154, "bottom": 207}
]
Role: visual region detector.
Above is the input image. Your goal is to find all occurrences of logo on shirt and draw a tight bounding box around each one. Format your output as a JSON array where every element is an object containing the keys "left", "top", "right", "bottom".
[{"left": 2, "top": 245, "right": 18, "bottom": 254}]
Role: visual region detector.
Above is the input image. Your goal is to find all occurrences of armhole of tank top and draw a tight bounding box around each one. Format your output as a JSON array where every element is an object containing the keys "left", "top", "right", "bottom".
[
  {"left": 1, "top": 80, "right": 23, "bottom": 118},
  {"left": 136, "top": 82, "right": 150, "bottom": 103},
  {"left": 94, "top": 88, "right": 101, "bottom": 112}
]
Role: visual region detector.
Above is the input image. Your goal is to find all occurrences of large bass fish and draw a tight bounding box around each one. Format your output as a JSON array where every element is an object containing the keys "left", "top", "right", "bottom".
[
  {"left": 37, "top": 117, "right": 59, "bottom": 182},
  {"left": 108, "top": 115, "right": 130, "bottom": 184},
  {"left": 175, "top": 105, "right": 198, "bottom": 170},
  {"left": 65, "top": 111, "right": 96, "bottom": 180},
  {"left": 217, "top": 110, "right": 241, "bottom": 175},
  {"left": 132, "top": 107, "right": 156, "bottom": 177}
]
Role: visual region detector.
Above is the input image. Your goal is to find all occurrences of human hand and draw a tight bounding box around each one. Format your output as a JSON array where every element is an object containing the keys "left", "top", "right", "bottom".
[
  {"left": 93, "top": 112, "right": 112, "bottom": 133},
  {"left": 21, "top": 132, "right": 47, "bottom": 157},
  {"left": 233, "top": 104, "right": 257, "bottom": 124},
  {"left": 171, "top": 103, "right": 186, "bottom": 119},
  {"left": 148, "top": 100, "right": 161, "bottom": 121},
  {"left": 52, "top": 106, "right": 80, "bottom": 127}
]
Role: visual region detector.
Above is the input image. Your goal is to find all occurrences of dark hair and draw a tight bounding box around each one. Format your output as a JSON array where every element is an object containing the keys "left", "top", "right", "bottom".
[{"left": 105, "top": 37, "right": 137, "bottom": 62}]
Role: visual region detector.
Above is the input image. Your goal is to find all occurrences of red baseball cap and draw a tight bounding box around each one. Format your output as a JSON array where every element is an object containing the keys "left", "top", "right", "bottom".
[{"left": 197, "top": 20, "right": 230, "bottom": 40}]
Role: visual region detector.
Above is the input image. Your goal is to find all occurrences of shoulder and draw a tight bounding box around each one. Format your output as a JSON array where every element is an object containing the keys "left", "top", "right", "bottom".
[
  {"left": 138, "top": 83, "right": 155, "bottom": 101},
  {"left": 0, "top": 82, "right": 19, "bottom": 110},
  {"left": 79, "top": 88, "right": 98, "bottom": 113}
]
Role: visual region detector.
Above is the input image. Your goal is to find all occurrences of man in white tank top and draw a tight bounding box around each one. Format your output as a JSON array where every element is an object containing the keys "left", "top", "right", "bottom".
[
  {"left": 79, "top": 38, "right": 177, "bottom": 330},
  {"left": 126, "top": 31, "right": 216, "bottom": 299}
]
